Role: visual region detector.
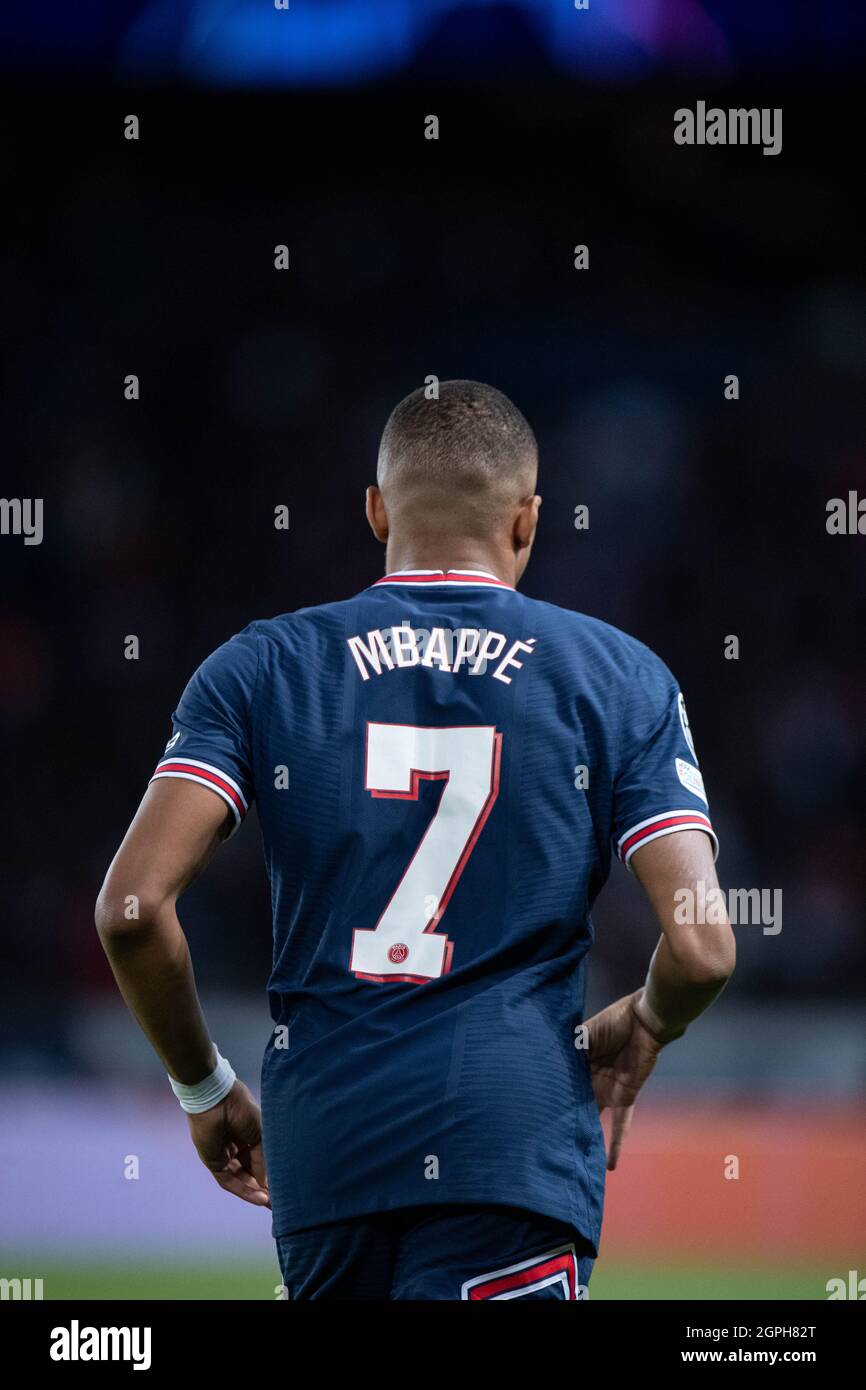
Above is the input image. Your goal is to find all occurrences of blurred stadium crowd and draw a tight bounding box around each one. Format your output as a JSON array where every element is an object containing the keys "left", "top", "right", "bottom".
[{"left": 1, "top": 81, "right": 864, "bottom": 1088}]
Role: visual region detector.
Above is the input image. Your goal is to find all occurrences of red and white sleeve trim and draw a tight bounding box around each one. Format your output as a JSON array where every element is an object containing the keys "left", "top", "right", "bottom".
[
  {"left": 617, "top": 808, "right": 718, "bottom": 869},
  {"left": 150, "top": 757, "right": 249, "bottom": 831}
]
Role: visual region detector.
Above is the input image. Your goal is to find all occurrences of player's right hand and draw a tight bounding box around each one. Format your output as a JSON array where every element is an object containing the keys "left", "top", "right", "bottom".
[
  {"left": 186, "top": 1079, "right": 271, "bottom": 1208},
  {"left": 584, "top": 990, "right": 665, "bottom": 1172}
]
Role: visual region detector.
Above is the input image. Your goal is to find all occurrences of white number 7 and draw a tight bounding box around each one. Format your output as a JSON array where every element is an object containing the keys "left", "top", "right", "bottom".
[{"left": 351, "top": 723, "right": 502, "bottom": 982}]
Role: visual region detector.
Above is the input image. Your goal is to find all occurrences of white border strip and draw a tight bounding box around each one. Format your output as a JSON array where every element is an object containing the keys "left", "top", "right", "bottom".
[
  {"left": 461, "top": 1242, "right": 578, "bottom": 1301},
  {"left": 383, "top": 568, "right": 501, "bottom": 579},
  {"left": 375, "top": 578, "right": 513, "bottom": 589},
  {"left": 491, "top": 1271, "right": 571, "bottom": 1300},
  {"left": 375, "top": 567, "right": 513, "bottom": 589}
]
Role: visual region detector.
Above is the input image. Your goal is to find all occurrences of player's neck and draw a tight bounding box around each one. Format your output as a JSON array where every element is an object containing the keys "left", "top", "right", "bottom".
[{"left": 384, "top": 538, "right": 517, "bottom": 588}]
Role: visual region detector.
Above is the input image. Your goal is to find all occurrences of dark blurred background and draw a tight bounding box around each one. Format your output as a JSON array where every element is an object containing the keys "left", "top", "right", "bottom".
[{"left": 0, "top": 0, "right": 864, "bottom": 1297}]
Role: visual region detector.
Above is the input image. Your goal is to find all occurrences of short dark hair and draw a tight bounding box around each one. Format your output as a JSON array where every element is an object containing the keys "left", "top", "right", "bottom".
[{"left": 377, "top": 380, "right": 537, "bottom": 523}]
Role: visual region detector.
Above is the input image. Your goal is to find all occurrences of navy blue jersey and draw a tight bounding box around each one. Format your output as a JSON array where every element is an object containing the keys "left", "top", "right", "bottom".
[{"left": 151, "top": 568, "right": 717, "bottom": 1250}]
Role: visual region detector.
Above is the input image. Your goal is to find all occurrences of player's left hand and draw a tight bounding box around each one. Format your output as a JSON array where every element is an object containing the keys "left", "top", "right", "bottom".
[
  {"left": 186, "top": 1079, "right": 271, "bottom": 1207},
  {"left": 583, "top": 990, "right": 664, "bottom": 1172}
]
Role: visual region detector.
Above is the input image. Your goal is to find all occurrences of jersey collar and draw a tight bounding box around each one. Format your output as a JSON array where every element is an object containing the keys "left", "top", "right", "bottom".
[{"left": 372, "top": 568, "right": 514, "bottom": 591}]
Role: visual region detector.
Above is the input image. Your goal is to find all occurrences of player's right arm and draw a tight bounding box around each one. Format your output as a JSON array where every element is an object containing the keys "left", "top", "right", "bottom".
[
  {"left": 586, "top": 829, "right": 735, "bottom": 1170},
  {"left": 632, "top": 826, "right": 735, "bottom": 1040},
  {"left": 587, "top": 644, "right": 735, "bottom": 1169}
]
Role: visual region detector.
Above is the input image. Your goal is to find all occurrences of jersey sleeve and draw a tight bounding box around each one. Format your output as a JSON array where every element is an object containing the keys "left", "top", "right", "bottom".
[
  {"left": 612, "top": 645, "right": 718, "bottom": 870},
  {"left": 150, "top": 626, "right": 259, "bottom": 836}
]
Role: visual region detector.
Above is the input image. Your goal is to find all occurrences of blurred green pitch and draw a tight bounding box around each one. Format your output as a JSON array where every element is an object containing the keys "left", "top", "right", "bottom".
[{"left": 4, "top": 1257, "right": 824, "bottom": 1301}]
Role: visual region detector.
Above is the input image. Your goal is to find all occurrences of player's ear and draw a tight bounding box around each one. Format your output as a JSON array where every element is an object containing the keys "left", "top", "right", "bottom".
[
  {"left": 365, "top": 486, "right": 389, "bottom": 545},
  {"left": 514, "top": 494, "right": 541, "bottom": 553}
]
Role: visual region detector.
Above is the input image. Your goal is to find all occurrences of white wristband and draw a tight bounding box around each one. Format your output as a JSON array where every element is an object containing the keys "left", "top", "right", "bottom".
[{"left": 169, "top": 1048, "right": 236, "bottom": 1114}]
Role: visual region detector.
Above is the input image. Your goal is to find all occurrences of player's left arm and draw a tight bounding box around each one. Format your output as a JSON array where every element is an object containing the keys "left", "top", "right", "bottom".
[{"left": 95, "top": 776, "right": 270, "bottom": 1208}]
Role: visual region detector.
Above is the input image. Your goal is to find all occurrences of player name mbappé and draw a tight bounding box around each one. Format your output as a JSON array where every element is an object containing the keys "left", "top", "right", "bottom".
[{"left": 347, "top": 625, "right": 536, "bottom": 684}]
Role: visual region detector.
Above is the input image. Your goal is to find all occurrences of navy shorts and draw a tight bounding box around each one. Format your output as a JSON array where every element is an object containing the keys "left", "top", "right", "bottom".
[{"left": 276, "top": 1204, "right": 595, "bottom": 1300}]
